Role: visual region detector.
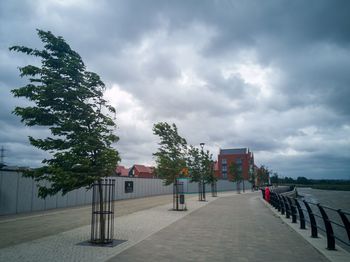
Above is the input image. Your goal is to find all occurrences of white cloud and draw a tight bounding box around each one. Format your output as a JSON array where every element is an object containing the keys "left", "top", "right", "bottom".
[{"left": 0, "top": 0, "right": 349, "bottom": 179}]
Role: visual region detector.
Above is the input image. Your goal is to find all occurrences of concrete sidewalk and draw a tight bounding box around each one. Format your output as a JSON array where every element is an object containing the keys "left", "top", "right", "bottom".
[
  {"left": 0, "top": 194, "right": 173, "bottom": 248},
  {"left": 109, "top": 193, "right": 330, "bottom": 262},
  {"left": 0, "top": 192, "right": 341, "bottom": 262}
]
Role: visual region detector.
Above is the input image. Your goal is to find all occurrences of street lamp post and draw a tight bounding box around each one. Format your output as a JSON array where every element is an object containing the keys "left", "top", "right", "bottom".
[{"left": 200, "top": 143, "right": 206, "bottom": 201}]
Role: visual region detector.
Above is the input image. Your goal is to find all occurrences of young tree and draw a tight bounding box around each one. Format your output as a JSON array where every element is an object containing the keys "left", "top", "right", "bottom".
[
  {"left": 249, "top": 167, "right": 256, "bottom": 191},
  {"left": 152, "top": 122, "right": 187, "bottom": 185},
  {"left": 187, "top": 146, "right": 213, "bottom": 200},
  {"left": 229, "top": 162, "right": 242, "bottom": 193},
  {"left": 187, "top": 146, "right": 202, "bottom": 183},
  {"left": 258, "top": 165, "right": 271, "bottom": 186},
  {"left": 271, "top": 172, "right": 279, "bottom": 186},
  {"left": 202, "top": 152, "right": 217, "bottom": 196},
  {"left": 10, "top": 30, "right": 119, "bottom": 242}
]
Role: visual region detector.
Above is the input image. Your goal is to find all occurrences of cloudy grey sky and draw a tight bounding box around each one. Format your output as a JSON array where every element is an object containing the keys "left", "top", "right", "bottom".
[{"left": 1, "top": 0, "right": 349, "bottom": 179}]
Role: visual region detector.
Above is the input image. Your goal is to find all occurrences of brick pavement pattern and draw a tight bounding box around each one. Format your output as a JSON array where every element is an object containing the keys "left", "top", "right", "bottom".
[
  {"left": 0, "top": 192, "right": 334, "bottom": 262},
  {"left": 108, "top": 193, "right": 330, "bottom": 262}
]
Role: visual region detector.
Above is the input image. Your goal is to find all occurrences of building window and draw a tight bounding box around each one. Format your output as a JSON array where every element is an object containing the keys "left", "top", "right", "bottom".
[
  {"left": 222, "top": 171, "right": 227, "bottom": 179},
  {"left": 222, "top": 165, "right": 227, "bottom": 172},
  {"left": 222, "top": 158, "right": 227, "bottom": 164}
]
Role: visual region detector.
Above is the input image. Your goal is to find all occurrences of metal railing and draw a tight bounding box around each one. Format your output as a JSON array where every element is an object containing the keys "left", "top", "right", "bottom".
[{"left": 266, "top": 189, "right": 350, "bottom": 251}]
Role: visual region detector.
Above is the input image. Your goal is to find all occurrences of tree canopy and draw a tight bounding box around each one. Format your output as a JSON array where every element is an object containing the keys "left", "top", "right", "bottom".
[
  {"left": 152, "top": 122, "right": 187, "bottom": 185},
  {"left": 10, "top": 29, "right": 119, "bottom": 198},
  {"left": 257, "top": 165, "right": 270, "bottom": 185},
  {"left": 187, "top": 146, "right": 202, "bottom": 183}
]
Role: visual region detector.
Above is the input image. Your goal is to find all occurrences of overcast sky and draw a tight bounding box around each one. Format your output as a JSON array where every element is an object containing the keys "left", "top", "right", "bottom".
[{"left": 1, "top": 0, "right": 349, "bottom": 179}]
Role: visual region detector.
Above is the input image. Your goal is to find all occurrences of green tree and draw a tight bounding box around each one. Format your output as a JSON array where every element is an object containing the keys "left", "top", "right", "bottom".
[
  {"left": 10, "top": 30, "right": 119, "bottom": 242},
  {"left": 229, "top": 162, "right": 242, "bottom": 193},
  {"left": 187, "top": 146, "right": 215, "bottom": 199},
  {"left": 152, "top": 122, "right": 187, "bottom": 185},
  {"left": 296, "top": 176, "right": 310, "bottom": 185},
  {"left": 202, "top": 151, "right": 216, "bottom": 185},
  {"left": 249, "top": 166, "right": 256, "bottom": 190},
  {"left": 258, "top": 165, "right": 271, "bottom": 185},
  {"left": 271, "top": 172, "right": 279, "bottom": 185},
  {"left": 187, "top": 146, "right": 202, "bottom": 183}
]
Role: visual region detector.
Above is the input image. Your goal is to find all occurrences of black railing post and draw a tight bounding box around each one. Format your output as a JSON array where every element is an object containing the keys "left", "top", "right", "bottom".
[
  {"left": 303, "top": 201, "right": 318, "bottom": 238},
  {"left": 294, "top": 199, "right": 306, "bottom": 229},
  {"left": 279, "top": 195, "right": 285, "bottom": 215},
  {"left": 282, "top": 196, "right": 290, "bottom": 219},
  {"left": 276, "top": 194, "right": 281, "bottom": 212},
  {"left": 287, "top": 197, "right": 297, "bottom": 223},
  {"left": 270, "top": 192, "right": 275, "bottom": 207},
  {"left": 273, "top": 193, "right": 278, "bottom": 209},
  {"left": 337, "top": 209, "right": 350, "bottom": 242},
  {"left": 317, "top": 204, "right": 335, "bottom": 250}
]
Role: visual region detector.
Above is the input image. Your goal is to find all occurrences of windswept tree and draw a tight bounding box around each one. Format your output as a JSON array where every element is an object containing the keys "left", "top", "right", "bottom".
[
  {"left": 187, "top": 146, "right": 202, "bottom": 183},
  {"left": 271, "top": 172, "right": 279, "bottom": 186},
  {"left": 229, "top": 162, "right": 242, "bottom": 193},
  {"left": 152, "top": 122, "right": 188, "bottom": 185},
  {"left": 10, "top": 30, "right": 119, "bottom": 242},
  {"left": 202, "top": 152, "right": 217, "bottom": 196},
  {"left": 249, "top": 167, "right": 256, "bottom": 191},
  {"left": 258, "top": 165, "right": 271, "bottom": 186}
]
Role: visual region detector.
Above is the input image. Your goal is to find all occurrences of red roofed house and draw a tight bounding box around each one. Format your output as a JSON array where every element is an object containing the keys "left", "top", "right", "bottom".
[
  {"left": 115, "top": 165, "right": 129, "bottom": 177},
  {"left": 129, "top": 164, "right": 155, "bottom": 178}
]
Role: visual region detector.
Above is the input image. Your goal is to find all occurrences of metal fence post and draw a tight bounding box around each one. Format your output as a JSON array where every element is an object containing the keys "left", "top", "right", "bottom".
[
  {"left": 303, "top": 201, "right": 318, "bottom": 238},
  {"left": 287, "top": 197, "right": 297, "bottom": 223},
  {"left": 294, "top": 199, "right": 306, "bottom": 229},
  {"left": 317, "top": 204, "right": 335, "bottom": 250},
  {"left": 282, "top": 196, "right": 290, "bottom": 219},
  {"left": 276, "top": 194, "right": 281, "bottom": 212},
  {"left": 278, "top": 194, "right": 285, "bottom": 215},
  {"left": 337, "top": 209, "right": 350, "bottom": 242}
]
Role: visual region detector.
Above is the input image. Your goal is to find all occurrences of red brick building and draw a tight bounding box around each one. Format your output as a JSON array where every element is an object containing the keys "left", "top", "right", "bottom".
[
  {"left": 213, "top": 161, "right": 220, "bottom": 179},
  {"left": 217, "top": 148, "right": 254, "bottom": 180}
]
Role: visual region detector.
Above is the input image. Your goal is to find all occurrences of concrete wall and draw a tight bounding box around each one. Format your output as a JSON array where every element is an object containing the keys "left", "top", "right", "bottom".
[{"left": 0, "top": 171, "right": 249, "bottom": 216}]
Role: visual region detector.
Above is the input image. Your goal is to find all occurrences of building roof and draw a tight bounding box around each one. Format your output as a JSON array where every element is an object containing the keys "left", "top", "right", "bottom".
[
  {"left": 134, "top": 164, "right": 153, "bottom": 173},
  {"left": 115, "top": 165, "right": 129, "bottom": 176},
  {"left": 220, "top": 148, "right": 249, "bottom": 155}
]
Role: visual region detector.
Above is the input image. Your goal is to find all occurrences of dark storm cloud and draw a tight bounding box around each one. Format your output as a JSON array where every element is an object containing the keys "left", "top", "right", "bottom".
[{"left": 0, "top": 0, "right": 349, "bottom": 179}]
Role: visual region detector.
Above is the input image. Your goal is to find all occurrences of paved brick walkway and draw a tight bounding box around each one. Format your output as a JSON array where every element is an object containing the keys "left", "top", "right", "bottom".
[
  {"left": 0, "top": 192, "right": 340, "bottom": 261},
  {"left": 108, "top": 193, "right": 330, "bottom": 262}
]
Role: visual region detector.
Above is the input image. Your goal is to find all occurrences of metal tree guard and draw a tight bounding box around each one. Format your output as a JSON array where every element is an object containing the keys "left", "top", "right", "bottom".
[
  {"left": 198, "top": 180, "right": 206, "bottom": 201},
  {"left": 91, "top": 179, "right": 115, "bottom": 245},
  {"left": 173, "top": 179, "right": 186, "bottom": 211}
]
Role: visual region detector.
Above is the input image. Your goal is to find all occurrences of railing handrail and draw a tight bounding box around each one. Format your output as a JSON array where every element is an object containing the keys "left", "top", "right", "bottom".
[{"left": 262, "top": 189, "right": 350, "bottom": 250}]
